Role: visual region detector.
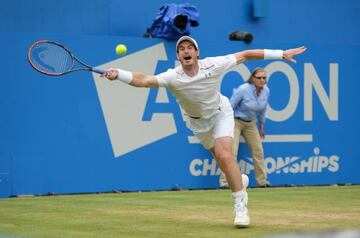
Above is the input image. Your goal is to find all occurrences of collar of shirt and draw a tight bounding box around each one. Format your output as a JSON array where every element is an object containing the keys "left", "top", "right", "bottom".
[{"left": 250, "top": 83, "right": 264, "bottom": 96}]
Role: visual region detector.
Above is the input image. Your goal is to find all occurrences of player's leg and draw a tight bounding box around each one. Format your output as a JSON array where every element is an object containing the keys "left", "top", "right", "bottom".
[
  {"left": 196, "top": 131, "right": 241, "bottom": 190},
  {"left": 242, "top": 121, "right": 268, "bottom": 187},
  {"left": 195, "top": 96, "right": 250, "bottom": 227},
  {"left": 196, "top": 129, "right": 249, "bottom": 227},
  {"left": 211, "top": 136, "right": 250, "bottom": 227},
  {"left": 218, "top": 118, "right": 243, "bottom": 188},
  {"left": 195, "top": 130, "right": 245, "bottom": 191},
  {"left": 212, "top": 136, "right": 243, "bottom": 191},
  {"left": 218, "top": 163, "right": 228, "bottom": 188},
  {"left": 211, "top": 105, "right": 250, "bottom": 227}
]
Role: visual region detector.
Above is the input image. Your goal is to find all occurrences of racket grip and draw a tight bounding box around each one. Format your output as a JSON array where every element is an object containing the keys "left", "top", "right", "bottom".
[{"left": 92, "top": 67, "right": 107, "bottom": 74}]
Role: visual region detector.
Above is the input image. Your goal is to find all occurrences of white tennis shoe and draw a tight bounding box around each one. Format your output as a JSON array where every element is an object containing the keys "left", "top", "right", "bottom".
[{"left": 233, "top": 174, "right": 250, "bottom": 227}]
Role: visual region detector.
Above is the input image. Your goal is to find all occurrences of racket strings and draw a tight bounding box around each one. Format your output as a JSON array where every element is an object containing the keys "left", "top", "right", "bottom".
[{"left": 30, "top": 42, "right": 74, "bottom": 74}]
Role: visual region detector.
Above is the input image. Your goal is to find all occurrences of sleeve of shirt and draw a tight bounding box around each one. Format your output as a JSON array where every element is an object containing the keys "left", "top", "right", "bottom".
[
  {"left": 208, "top": 54, "right": 237, "bottom": 75},
  {"left": 229, "top": 86, "right": 243, "bottom": 109},
  {"left": 258, "top": 109, "right": 266, "bottom": 123},
  {"left": 155, "top": 68, "right": 175, "bottom": 88}
]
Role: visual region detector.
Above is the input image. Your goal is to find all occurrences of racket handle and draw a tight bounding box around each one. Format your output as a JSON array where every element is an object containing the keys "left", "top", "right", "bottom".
[{"left": 92, "top": 67, "right": 107, "bottom": 74}]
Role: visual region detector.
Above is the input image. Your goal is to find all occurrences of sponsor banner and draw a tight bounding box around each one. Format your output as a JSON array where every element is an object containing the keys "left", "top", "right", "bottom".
[{"left": 1, "top": 33, "right": 359, "bottom": 196}]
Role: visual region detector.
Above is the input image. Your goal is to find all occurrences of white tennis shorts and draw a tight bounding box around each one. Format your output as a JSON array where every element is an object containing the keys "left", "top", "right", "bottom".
[{"left": 194, "top": 100, "right": 235, "bottom": 149}]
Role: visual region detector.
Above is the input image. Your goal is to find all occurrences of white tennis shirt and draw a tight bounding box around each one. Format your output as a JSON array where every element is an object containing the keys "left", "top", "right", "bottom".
[{"left": 156, "top": 54, "right": 237, "bottom": 132}]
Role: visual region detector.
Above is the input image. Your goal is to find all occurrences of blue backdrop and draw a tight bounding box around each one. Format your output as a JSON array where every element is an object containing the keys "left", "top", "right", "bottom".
[{"left": 0, "top": 0, "right": 359, "bottom": 197}]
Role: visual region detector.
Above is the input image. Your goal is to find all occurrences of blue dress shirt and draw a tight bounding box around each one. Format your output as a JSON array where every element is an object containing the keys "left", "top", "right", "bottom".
[{"left": 230, "top": 83, "right": 270, "bottom": 123}]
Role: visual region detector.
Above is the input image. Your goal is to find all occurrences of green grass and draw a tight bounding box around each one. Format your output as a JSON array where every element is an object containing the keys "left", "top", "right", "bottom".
[{"left": 0, "top": 186, "right": 359, "bottom": 238}]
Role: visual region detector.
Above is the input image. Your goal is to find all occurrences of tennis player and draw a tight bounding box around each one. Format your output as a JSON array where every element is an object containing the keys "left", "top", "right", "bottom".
[{"left": 103, "top": 36, "right": 306, "bottom": 227}]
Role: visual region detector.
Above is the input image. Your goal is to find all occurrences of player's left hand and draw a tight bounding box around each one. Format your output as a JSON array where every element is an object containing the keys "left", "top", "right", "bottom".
[{"left": 283, "top": 46, "right": 307, "bottom": 63}]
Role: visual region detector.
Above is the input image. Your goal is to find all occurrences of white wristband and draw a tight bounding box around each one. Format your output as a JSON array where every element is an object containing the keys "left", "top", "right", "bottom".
[
  {"left": 116, "top": 69, "right": 133, "bottom": 84},
  {"left": 264, "top": 49, "right": 283, "bottom": 60}
]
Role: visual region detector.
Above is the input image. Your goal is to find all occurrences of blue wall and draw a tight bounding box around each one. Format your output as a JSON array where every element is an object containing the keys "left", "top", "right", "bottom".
[
  {"left": 1, "top": 0, "right": 360, "bottom": 197},
  {"left": 2, "top": 0, "right": 359, "bottom": 44}
]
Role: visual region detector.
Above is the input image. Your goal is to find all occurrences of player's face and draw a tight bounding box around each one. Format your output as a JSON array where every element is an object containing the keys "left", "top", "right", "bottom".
[
  {"left": 252, "top": 72, "right": 267, "bottom": 88},
  {"left": 177, "top": 41, "right": 199, "bottom": 66}
]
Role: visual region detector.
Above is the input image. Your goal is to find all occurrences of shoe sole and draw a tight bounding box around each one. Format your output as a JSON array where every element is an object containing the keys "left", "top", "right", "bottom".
[{"left": 234, "top": 222, "right": 250, "bottom": 228}]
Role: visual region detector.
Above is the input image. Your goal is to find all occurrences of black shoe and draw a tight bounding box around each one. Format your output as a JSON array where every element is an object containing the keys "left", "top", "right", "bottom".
[
  {"left": 219, "top": 184, "right": 230, "bottom": 189},
  {"left": 258, "top": 182, "right": 271, "bottom": 188}
]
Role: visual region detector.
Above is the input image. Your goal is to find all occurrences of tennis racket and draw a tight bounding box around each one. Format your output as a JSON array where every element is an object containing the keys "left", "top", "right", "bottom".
[{"left": 27, "top": 40, "right": 107, "bottom": 76}]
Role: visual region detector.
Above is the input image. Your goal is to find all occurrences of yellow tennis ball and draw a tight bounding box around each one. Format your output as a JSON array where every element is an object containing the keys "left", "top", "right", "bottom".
[{"left": 115, "top": 44, "right": 127, "bottom": 55}]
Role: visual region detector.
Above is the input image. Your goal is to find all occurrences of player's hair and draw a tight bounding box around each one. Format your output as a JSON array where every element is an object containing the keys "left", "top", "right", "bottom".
[
  {"left": 176, "top": 40, "right": 198, "bottom": 53},
  {"left": 176, "top": 40, "right": 200, "bottom": 59}
]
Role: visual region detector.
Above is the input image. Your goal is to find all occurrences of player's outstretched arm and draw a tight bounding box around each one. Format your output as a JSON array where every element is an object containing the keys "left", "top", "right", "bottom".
[
  {"left": 103, "top": 68, "right": 159, "bottom": 88},
  {"left": 234, "top": 46, "right": 307, "bottom": 64}
]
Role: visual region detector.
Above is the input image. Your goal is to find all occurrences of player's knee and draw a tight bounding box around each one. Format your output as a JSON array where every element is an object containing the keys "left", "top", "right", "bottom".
[{"left": 215, "top": 151, "right": 233, "bottom": 165}]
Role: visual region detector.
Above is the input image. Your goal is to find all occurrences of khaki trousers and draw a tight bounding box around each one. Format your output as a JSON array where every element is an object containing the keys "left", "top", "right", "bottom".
[{"left": 219, "top": 118, "right": 268, "bottom": 187}]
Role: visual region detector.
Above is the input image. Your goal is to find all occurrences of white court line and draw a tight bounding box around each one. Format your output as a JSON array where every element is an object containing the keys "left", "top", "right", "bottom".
[
  {"left": 262, "top": 134, "right": 313, "bottom": 142},
  {"left": 188, "top": 134, "right": 313, "bottom": 144}
]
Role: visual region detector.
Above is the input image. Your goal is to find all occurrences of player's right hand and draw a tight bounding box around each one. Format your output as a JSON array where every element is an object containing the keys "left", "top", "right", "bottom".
[{"left": 102, "top": 68, "right": 118, "bottom": 81}]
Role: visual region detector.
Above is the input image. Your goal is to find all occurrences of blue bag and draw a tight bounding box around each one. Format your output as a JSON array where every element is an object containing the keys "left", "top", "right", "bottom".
[{"left": 146, "top": 3, "right": 200, "bottom": 40}]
